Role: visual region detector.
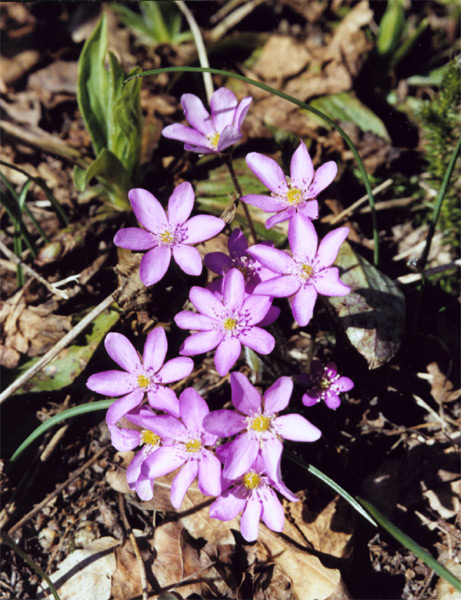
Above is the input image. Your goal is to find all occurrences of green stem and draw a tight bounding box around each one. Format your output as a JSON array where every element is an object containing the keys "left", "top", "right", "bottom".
[{"left": 126, "top": 65, "right": 379, "bottom": 265}]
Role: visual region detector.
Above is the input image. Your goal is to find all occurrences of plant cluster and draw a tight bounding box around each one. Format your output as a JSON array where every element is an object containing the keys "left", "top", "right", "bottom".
[{"left": 87, "top": 87, "right": 354, "bottom": 542}]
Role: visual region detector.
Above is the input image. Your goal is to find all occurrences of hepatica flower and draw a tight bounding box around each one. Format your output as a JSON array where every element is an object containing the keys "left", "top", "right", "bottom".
[
  {"left": 300, "top": 360, "right": 354, "bottom": 410},
  {"left": 140, "top": 388, "right": 222, "bottom": 509},
  {"left": 203, "top": 372, "right": 321, "bottom": 482},
  {"left": 114, "top": 182, "right": 225, "bottom": 286},
  {"left": 162, "top": 87, "right": 252, "bottom": 154},
  {"left": 248, "top": 214, "right": 350, "bottom": 327},
  {"left": 175, "top": 269, "right": 275, "bottom": 376},
  {"left": 86, "top": 328, "right": 193, "bottom": 424},
  {"left": 241, "top": 140, "right": 337, "bottom": 229},
  {"left": 209, "top": 456, "right": 298, "bottom": 542}
]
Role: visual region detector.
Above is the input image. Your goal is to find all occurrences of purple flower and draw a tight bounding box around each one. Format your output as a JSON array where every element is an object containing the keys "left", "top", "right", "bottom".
[
  {"left": 247, "top": 214, "right": 350, "bottom": 327},
  {"left": 162, "top": 88, "right": 252, "bottom": 154},
  {"left": 114, "top": 182, "right": 225, "bottom": 286},
  {"left": 209, "top": 455, "right": 298, "bottom": 542},
  {"left": 204, "top": 228, "right": 276, "bottom": 294},
  {"left": 174, "top": 269, "right": 276, "bottom": 376},
  {"left": 86, "top": 327, "right": 194, "bottom": 424},
  {"left": 140, "top": 388, "right": 222, "bottom": 509},
  {"left": 107, "top": 406, "right": 165, "bottom": 501},
  {"left": 241, "top": 140, "right": 337, "bottom": 229},
  {"left": 300, "top": 360, "right": 354, "bottom": 410},
  {"left": 203, "top": 372, "right": 321, "bottom": 482}
]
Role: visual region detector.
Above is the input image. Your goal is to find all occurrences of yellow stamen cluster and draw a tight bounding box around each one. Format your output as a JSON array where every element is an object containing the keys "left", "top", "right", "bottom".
[
  {"left": 141, "top": 429, "right": 160, "bottom": 447},
  {"left": 208, "top": 132, "right": 220, "bottom": 149},
  {"left": 285, "top": 187, "right": 303, "bottom": 205},
  {"left": 137, "top": 374, "right": 150, "bottom": 388},
  {"left": 249, "top": 415, "right": 272, "bottom": 432},
  {"left": 320, "top": 377, "right": 331, "bottom": 390},
  {"left": 185, "top": 438, "right": 202, "bottom": 453},
  {"left": 223, "top": 317, "right": 238, "bottom": 331},
  {"left": 243, "top": 471, "right": 261, "bottom": 490},
  {"left": 159, "top": 230, "right": 174, "bottom": 244},
  {"left": 301, "top": 263, "right": 313, "bottom": 279}
]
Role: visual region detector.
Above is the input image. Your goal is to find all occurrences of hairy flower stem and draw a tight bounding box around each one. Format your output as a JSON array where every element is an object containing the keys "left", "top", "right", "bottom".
[{"left": 224, "top": 154, "right": 258, "bottom": 244}]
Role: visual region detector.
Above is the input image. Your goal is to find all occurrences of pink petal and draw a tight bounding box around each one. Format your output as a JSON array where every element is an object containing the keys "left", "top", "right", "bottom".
[
  {"left": 337, "top": 376, "right": 354, "bottom": 393},
  {"left": 324, "top": 392, "right": 341, "bottom": 410},
  {"left": 309, "top": 161, "right": 337, "bottom": 197},
  {"left": 261, "top": 488, "right": 285, "bottom": 532},
  {"left": 147, "top": 387, "right": 180, "bottom": 417},
  {"left": 129, "top": 188, "right": 167, "bottom": 233},
  {"left": 317, "top": 227, "right": 349, "bottom": 268},
  {"left": 302, "top": 393, "right": 319, "bottom": 407},
  {"left": 241, "top": 294, "right": 272, "bottom": 325},
  {"left": 139, "top": 245, "right": 171, "bottom": 286},
  {"left": 234, "top": 96, "right": 252, "bottom": 129},
  {"left": 247, "top": 245, "right": 293, "bottom": 275},
  {"left": 276, "top": 413, "right": 322, "bottom": 442},
  {"left": 254, "top": 275, "right": 300, "bottom": 298},
  {"left": 157, "top": 357, "right": 193, "bottom": 384},
  {"left": 257, "top": 305, "right": 280, "bottom": 327},
  {"left": 167, "top": 181, "right": 194, "bottom": 226},
  {"left": 135, "top": 476, "right": 154, "bottom": 501},
  {"left": 203, "top": 409, "right": 247, "bottom": 436},
  {"left": 180, "top": 330, "right": 223, "bottom": 356},
  {"left": 204, "top": 251, "right": 231, "bottom": 274},
  {"left": 174, "top": 311, "right": 216, "bottom": 331},
  {"left": 198, "top": 451, "right": 222, "bottom": 497},
  {"left": 173, "top": 244, "right": 203, "bottom": 276},
  {"left": 265, "top": 209, "right": 294, "bottom": 229},
  {"left": 107, "top": 424, "right": 141, "bottom": 451},
  {"left": 298, "top": 200, "right": 319, "bottom": 220},
  {"left": 246, "top": 152, "right": 287, "bottom": 195},
  {"left": 142, "top": 446, "right": 185, "bottom": 479},
  {"left": 171, "top": 461, "right": 198, "bottom": 509},
  {"left": 288, "top": 213, "right": 318, "bottom": 260},
  {"left": 230, "top": 371, "right": 262, "bottom": 415},
  {"left": 181, "top": 93, "right": 214, "bottom": 136},
  {"left": 162, "top": 123, "right": 209, "bottom": 147},
  {"left": 240, "top": 496, "right": 262, "bottom": 542},
  {"left": 261, "top": 438, "right": 283, "bottom": 482},
  {"left": 240, "top": 194, "right": 284, "bottom": 212},
  {"left": 290, "top": 140, "right": 314, "bottom": 190},
  {"left": 223, "top": 435, "right": 259, "bottom": 480},
  {"left": 178, "top": 387, "right": 208, "bottom": 430},
  {"left": 210, "top": 88, "right": 237, "bottom": 131},
  {"left": 214, "top": 336, "right": 242, "bottom": 375},
  {"left": 189, "top": 285, "right": 224, "bottom": 317},
  {"left": 113, "top": 227, "right": 155, "bottom": 251},
  {"left": 106, "top": 390, "right": 144, "bottom": 425},
  {"left": 263, "top": 376, "right": 293, "bottom": 414},
  {"left": 143, "top": 327, "right": 167, "bottom": 372},
  {"left": 209, "top": 490, "right": 246, "bottom": 521},
  {"left": 86, "top": 370, "right": 133, "bottom": 396},
  {"left": 291, "top": 285, "right": 317, "bottom": 326},
  {"left": 239, "top": 327, "right": 275, "bottom": 355},
  {"left": 223, "top": 268, "right": 245, "bottom": 311},
  {"left": 105, "top": 332, "right": 141, "bottom": 372},
  {"left": 184, "top": 215, "right": 225, "bottom": 244},
  {"left": 314, "top": 267, "right": 350, "bottom": 296},
  {"left": 126, "top": 450, "right": 147, "bottom": 486},
  {"left": 217, "top": 125, "right": 243, "bottom": 151},
  {"left": 184, "top": 143, "right": 215, "bottom": 154}
]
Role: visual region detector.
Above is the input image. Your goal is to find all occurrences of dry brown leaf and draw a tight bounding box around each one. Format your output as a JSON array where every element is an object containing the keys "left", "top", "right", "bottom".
[
  {"left": 253, "top": 35, "right": 311, "bottom": 84},
  {"left": 436, "top": 559, "right": 461, "bottom": 600},
  {"left": 111, "top": 540, "right": 144, "bottom": 600},
  {"left": 427, "top": 362, "right": 461, "bottom": 404}
]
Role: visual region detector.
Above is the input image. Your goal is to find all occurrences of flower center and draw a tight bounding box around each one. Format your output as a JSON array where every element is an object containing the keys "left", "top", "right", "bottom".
[
  {"left": 249, "top": 415, "right": 272, "bottom": 432},
  {"left": 243, "top": 471, "right": 261, "bottom": 490},
  {"left": 208, "top": 132, "right": 220, "bottom": 149},
  {"left": 185, "top": 438, "right": 202, "bottom": 453},
  {"left": 285, "top": 187, "right": 303, "bottom": 205},
  {"left": 300, "top": 263, "right": 313, "bottom": 280},
  {"left": 223, "top": 317, "right": 238, "bottom": 331},
  {"left": 159, "top": 230, "right": 174, "bottom": 245},
  {"left": 320, "top": 377, "right": 331, "bottom": 390},
  {"left": 137, "top": 374, "right": 150, "bottom": 389},
  {"left": 141, "top": 429, "right": 160, "bottom": 447}
]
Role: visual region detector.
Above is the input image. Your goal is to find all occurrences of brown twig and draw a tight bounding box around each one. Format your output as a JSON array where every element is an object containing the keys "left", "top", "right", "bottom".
[{"left": 223, "top": 154, "right": 258, "bottom": 244}]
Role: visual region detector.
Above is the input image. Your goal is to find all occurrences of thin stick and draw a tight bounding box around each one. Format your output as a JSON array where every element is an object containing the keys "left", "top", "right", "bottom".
[
  {"left": 0, "top": 291, "right": 117, "bottom": 405},
  {"left": 0, "top": 239, "right": 69, "bottom": 300},
  {"left": 176, "top": 1, "right": 214, "bottom": 104},
  {"left": 329, "top": 178, "right": 393, "bottom": 225},
  {"left": 117, "top": 493, "right": 149, "bottom": 600},
  {"left": 224, "top": 155, "right": 258, "bottom": 244},
  {"left": 7, "top": 444, "right": 110, "bottom": 536}
]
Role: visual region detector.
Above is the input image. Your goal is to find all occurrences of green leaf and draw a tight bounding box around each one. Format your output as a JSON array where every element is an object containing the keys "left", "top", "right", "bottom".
[
  {"left": 327, "top": 241, "right": 405, "bottom": 369},
  {"left": 15, "top": 308, "right": 120, "bottom": 394},
  {"left": 308, "top": 93, "right": 390, "bottom": 141},
  {"left": 377, "top": 0, "right": 405, "bottom": 57}
]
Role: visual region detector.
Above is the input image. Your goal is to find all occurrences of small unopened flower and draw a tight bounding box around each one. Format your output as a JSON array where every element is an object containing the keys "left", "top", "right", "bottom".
[
  {"left": 162, "top": 88, "right": 252, "bottom": 154},
  {"left": 203, "top": 372, "right": 321, "bottom": 482},
  {"left": 140, "top": 388, "right": 222, "bottom": 509},
  {"left": 114, "top": 182, "right": 225, "bottom": 286},
  {"left": 86, "top": 328, "right": 193, "bottom": 424},
  {"left": 205, "top": 228, "right": 275, "bottom": 294},
  {"left": 300, "top": 360, "right": 354, "bottom": 410},
  {"left": 241, "top": 140, "right": 337, "bottom": 229},
  {"left": 174, "top": 269, "right": 276, "bottom": 376},
  {"left": 247, "top": 214, "right": 350, "bottom": 326},
  {"left": 209, "top": 456, "right": 298, "bottom": 542}
]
